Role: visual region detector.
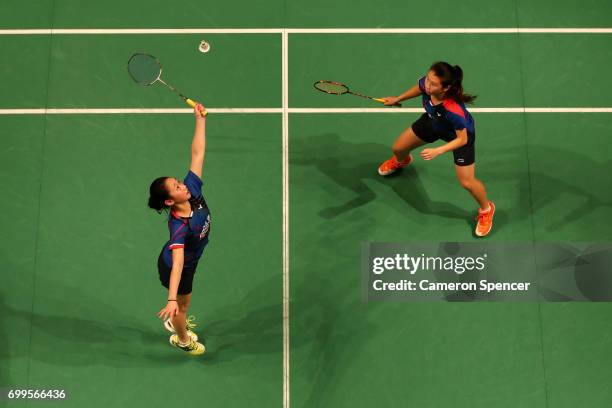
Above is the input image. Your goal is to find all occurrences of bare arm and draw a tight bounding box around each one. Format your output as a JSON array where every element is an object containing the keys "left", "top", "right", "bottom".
[
  {"left": 157, "top": 247, "right": 185, "bottom": 320},
  {"left": 421, "top": 129, "right": 468, "bottom": 160},
  {"left": 189, "top": 104, "right": 207, "bottom": 178},
  {"left": 383, "top": 84, "right": 423, "bottom": 106},
  {"left": 437, "top": 128, "right": 468, "bottom": 154},
  {"left": 396, "top": 85, "right": 423, "bottom": 102},
  {"left": 167, "top": 247, "right": 185, "bottom": 300}
]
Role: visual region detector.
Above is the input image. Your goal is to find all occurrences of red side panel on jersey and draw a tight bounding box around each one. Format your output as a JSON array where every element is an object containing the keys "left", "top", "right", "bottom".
[{"left": 443, "top": 99, "right": 466, "bottom": 118}]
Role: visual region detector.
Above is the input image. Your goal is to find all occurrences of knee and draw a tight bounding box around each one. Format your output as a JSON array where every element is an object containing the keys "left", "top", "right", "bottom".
[
  {"left": 458, "top": 177, "right": 473, "bottom": 190},
  {"left": 391, "top": 142, "right": 404, "bottom": 156},
  {"left": 178, "top": 300, "right": 190, "bottom": 313}
]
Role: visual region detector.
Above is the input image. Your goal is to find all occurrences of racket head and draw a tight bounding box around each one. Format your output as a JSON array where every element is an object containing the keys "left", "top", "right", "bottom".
[
  {"left": 127, "top": 53, "right": 162, "bottom": 86},
  {"left": 313, "top": 80, "right": 349, "bottom": 95}
]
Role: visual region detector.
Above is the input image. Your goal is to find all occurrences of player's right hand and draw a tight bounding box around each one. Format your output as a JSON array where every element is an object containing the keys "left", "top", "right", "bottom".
[
  {"left": 195, "top": 103, "right": 207, "bottom": 119},
  {"left": 383, "top": 97, "right": 401, "bottom": 106}
]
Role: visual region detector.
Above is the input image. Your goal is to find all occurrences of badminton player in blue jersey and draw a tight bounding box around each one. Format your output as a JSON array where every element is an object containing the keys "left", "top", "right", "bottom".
[
  {"left": 378, "top": 61, "right": 495, "bottom": 237},
  {"left": 147, "top": 104, "right": 210, "bottom": 355}
]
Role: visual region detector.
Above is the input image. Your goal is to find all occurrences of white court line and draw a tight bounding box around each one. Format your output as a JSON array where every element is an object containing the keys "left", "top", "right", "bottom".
[
  {"left": 520, "top": 108, "right": 612, "bottom": 113},
  {"left": 286, "top": 28, "right": 612, "bottom": 34},
  {"left": 0, "top": 108, "right": 283, "bottom": 114},
  {"left": 1, "top": 108, "right": 612, "bottom": 115},
  {"left": 281, "top": 29, "right": 290, "bottom": 408},
  {"left": 1, "top": 28, "right": 612, "bottom": 35},
  {"left": 289, "top": 108, "right": 612, "bottom": 113},
  {"left": 0, "top": 28, "right": 283, "bottom": 34}
]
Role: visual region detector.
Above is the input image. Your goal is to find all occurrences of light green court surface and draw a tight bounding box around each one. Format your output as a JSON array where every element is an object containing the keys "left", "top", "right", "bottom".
[{"left": 1, "top": 1, "right": 612, "bottom": 407}]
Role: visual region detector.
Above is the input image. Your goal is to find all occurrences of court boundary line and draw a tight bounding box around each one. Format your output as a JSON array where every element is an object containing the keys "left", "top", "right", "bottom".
[
  {"left": 2, "top": 28, "right": 612, "bottom": 34},
  {"left": 0, "top": 108, "right": 283, "bottom": 114},
  {"left": 2, "top": 107, "right": 611, "bottom": 115},
  {"left": 289, "top": 108, "right": 612, "bottom": 113},
  {"left": 23, "top": 0, "right": 59, "bottom": 395},
  {"left": 282, "top": 29, "right": 290, "bottom": 408},
  {"left": 289, "top": 28, "right": 612, "bottom": 34}
]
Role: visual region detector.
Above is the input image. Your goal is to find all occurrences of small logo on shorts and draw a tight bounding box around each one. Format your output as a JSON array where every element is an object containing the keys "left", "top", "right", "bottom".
[{"left": 457, "top": 159, "right": 464, "bottom": 163}]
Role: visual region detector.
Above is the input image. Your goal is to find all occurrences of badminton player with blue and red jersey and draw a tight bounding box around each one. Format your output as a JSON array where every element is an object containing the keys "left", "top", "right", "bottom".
[
  {"left": 147, "top": 104, "right": 210, "bottom": 355},
  {"left": 378, "top": 62, "right": 495, "bottom": 237}
]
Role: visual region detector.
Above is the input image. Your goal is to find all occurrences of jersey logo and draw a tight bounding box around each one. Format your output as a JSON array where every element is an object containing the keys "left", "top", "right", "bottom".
[{"left": 200, "top": 214, "right": 211, "bottom": 240}]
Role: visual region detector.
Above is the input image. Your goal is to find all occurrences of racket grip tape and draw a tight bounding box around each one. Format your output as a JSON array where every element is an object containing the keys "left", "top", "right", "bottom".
[
  {"left": 374, "top": 97, "right": 402, "bottom": 107},
  {"left": 185, "top": 98, "right": 208, "bottom": 117}
]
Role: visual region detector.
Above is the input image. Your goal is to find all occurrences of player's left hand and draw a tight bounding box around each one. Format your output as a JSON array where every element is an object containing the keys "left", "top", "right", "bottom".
[
  {"left": 420, "top": 148, "right": 441, "bottom": 161},
  {"left": 158, "top": 301, "right": 179, "bottom": 320}
]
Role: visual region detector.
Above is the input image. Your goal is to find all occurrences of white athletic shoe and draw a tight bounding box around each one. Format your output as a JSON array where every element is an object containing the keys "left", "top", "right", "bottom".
[
  {"left": 164, "top": 315, "right": 199, "bottom": 341},
  {"left": 169, "top": 334, "right": 206, "bottom": 356}
]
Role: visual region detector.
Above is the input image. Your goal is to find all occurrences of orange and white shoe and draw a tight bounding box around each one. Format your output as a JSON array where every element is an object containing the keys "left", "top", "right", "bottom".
[
  {"left": 377, "top": 154, "right": 413, "bottom": 176},
  {"left": 475, "top": 201, "right": 495, "bottom": 237}
]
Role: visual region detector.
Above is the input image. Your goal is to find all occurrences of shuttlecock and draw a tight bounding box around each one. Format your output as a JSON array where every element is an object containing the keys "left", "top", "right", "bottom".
[{"left": 198, "top": 40, "right": 210, "bottom": 53}]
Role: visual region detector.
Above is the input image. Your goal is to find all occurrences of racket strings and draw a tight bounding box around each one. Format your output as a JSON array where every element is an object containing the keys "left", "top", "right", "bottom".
[
  {"left": 127, "top": 53, "right": 162, "bottom": 85},
  {"left": 314, "top": 81, "right": 349, "bottom": 95}
]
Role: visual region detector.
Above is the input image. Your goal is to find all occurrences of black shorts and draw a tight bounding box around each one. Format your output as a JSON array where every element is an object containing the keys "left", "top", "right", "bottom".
[
  {"left": 157, "top": 253, "right": 198, "bottom": 295},
  {"left": 411, "top": 113, "right": 476, "bottom": 166}
]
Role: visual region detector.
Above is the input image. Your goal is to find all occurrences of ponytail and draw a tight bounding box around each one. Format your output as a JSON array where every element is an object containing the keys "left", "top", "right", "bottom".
[
  {"left": 148, "top": 177, "right": 170, "bottom": 213},
  {"left": 429, "top": 61, "right": 477, "bottom": 104}
]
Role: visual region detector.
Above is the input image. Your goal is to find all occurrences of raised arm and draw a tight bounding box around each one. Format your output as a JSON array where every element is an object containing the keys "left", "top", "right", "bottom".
[{"left": 189, "top": 104, "right": 207, "bottom": 178}]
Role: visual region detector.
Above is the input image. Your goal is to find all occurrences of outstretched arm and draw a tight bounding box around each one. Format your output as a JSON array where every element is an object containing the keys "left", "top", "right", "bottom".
[
  {"left": 189, "top": 104, "right": 207, "bottom": 178},
  {"left": 382, "top": 84, "right": 422, "bottom": 106}
]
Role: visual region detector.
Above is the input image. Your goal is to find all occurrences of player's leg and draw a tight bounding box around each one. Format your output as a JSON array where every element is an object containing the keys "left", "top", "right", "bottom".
[
  {"left": 172, "top": 293, "right": 191, "bottom": 343},
  {"left": 455, "top": 163, "right": 495, "bottom": 237},
  {"left": 378, "top": 126, "right": 425, "bottom": 176},
  {"left": 455, "top": 164, "right": 488, "bottom": 208},
  {"left": 168, "top": 291, "right": 205, "bottom": 355},
  {"left": 393, "top": 126, "right": 425, "bottom": 161}
]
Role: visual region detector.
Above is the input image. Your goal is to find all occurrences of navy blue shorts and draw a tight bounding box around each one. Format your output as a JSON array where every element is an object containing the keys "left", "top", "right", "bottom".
[
  {"left": 157, "top": 253, "right": 198, "bottom": 295},
  {"left": 411, "top": 113, "right": 476, "bottom": 166}
]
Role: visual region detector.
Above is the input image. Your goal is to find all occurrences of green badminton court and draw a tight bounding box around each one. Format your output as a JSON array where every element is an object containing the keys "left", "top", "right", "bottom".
[{"left": 1, "top": 0, "right": 611, "bottom": 407}]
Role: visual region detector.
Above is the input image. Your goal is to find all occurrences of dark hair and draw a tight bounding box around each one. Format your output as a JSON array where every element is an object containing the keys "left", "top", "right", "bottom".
[
  {"left": 148, "top": 177, "right": 170, "bottom": 213},
  {"left": 429, "top": 61, "right": 477, "bottom": 104}
]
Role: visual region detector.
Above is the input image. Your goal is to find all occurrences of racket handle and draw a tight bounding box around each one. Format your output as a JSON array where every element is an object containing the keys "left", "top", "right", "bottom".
[
  {"left": 185, "top": 98, "right": 208, "bottom": 116},
  {"left": 374, "top": 97, "right": 402, "bottom": 107}
]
